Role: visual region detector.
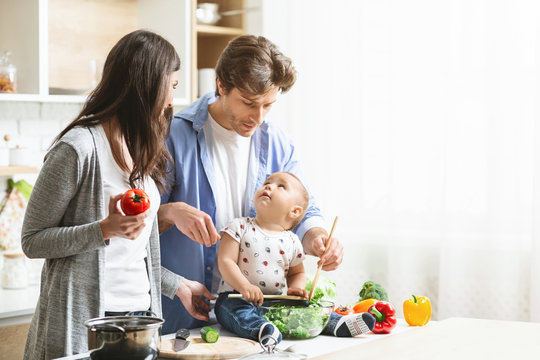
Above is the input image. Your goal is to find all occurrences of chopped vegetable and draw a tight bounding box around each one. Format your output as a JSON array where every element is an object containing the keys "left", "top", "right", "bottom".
[
  {"left": 403, "top": 295, "right": 431, "bottom": 326},
  {"left": 353, "top": 298, "right": 378, "bottom": 314},
  {"left": 358, "top": 281, "right": 388, "bottom": 301},
  {"left": 200, "top": 326, "right": 219, "bottom": 343},
  {"left": 305, "top": 274, "right": 337, "bottom": 302},
  {"left": 368, "top": 301, "right": 397, "bottom": 334}
]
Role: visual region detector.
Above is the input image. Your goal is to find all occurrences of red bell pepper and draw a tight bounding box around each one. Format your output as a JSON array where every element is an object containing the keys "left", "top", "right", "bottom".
[{"left": 368, "top": 301, "right": 397, "bottom": 334}]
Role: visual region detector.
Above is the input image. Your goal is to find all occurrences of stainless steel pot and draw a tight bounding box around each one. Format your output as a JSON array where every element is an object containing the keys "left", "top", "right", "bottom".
[{"left": 85, "top": 313, "right": 163, "bottom": 360}]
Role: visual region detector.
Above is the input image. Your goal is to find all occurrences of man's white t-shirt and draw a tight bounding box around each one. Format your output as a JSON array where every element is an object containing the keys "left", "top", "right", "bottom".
[
  {"left": 206, "top": 113, "right": 252, "bottom": 230},
  {"left": 206, "top": 113, "right": 253, "bottom": 293},
  {"left": 96, "top": 124, "right": 161, "bottom": 312}
]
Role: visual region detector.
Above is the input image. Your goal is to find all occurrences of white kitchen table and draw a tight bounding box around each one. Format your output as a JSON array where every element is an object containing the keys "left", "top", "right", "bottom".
[
  {"left": 309, "top": 317, "right": 540, "bottom": 360},
  {"left": 163, "top": 317, "right": 540, "bottom": 360}
]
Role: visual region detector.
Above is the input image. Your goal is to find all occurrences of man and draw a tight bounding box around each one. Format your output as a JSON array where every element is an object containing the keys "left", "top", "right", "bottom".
[{"left": 158, "top": 35, "right": 344, "bottom": 333}]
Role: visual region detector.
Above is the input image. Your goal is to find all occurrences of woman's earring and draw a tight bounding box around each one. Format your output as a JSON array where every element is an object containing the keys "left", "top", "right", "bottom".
[{"left": 168, "top": 103, "right": 173, "bottom": 108}]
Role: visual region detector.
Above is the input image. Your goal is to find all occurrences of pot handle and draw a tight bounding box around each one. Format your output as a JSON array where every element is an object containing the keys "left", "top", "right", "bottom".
[
  {"left": 91, "top": 323, "right": 126, "bottom": 334},
  {"left": 126, "top": 311, "right": 159, "bottom": 318}
]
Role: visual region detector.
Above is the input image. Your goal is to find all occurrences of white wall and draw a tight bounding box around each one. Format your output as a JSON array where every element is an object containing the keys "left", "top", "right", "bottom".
[
  {"left": 0, "top": 102, "right": 83, "bottom": 191},
  {"left": 256, "top": 0, "right": 540, "bottom": 320}
]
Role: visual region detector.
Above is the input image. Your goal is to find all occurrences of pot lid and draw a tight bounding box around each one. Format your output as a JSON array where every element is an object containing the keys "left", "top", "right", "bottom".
[
  {"left": 85, "top": 315, "right": 163, "bottom": 331},
  {"left": 239, "top": 349, "right": 307, "bottom": 360},
  {"left": 240, "top": 339, "right": 307, "bottom": 360}
]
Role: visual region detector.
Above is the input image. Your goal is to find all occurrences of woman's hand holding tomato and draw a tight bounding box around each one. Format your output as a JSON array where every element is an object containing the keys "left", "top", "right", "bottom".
[{"left": 100, "top": 193, "right": 150, "bottom": 241}]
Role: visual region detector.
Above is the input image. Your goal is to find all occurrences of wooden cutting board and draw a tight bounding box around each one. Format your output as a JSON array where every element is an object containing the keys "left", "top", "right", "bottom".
[{"left": 159, "top": 336, "right": 261, "bottom": 359}]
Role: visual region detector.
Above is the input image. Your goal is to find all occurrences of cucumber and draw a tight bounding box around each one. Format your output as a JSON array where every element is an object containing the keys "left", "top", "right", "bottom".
[{"left": 200, "top": 326, "right": 219, "bottom": 343}]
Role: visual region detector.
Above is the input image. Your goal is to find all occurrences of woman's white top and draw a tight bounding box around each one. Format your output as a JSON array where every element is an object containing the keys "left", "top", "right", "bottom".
[{"left": 96, "top": 124, "right": 161, "bottom": 312}]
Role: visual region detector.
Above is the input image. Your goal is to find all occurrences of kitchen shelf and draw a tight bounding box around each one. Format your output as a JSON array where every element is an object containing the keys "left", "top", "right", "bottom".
[
  {"left": 0, "top": 93, "right": 87, "bottom": 103},
  {"left": 0, "top": 94, "right": 44, "bottom": 103},
  {"left": 0, "top": 93, "right": 187, "bottom": 105},
  {"left": 0, "top": 0, "right": 192, "bottom": 106},
  {"left": 0, "top": 166, "right": 40, "bottom": 176},
  {"left": 192, "top": 0, "right": 246, "bottom": 101},
  {"left": 196, "top": 24, "right": 245, "bottom": 36},
  {"left": 1, "top": 0, "right": 251, "bottom": 105}
]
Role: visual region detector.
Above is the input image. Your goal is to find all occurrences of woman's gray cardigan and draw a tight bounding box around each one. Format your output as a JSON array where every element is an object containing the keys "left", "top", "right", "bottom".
[{"left": 21, "top": 127, "right": 183, "bottom": 360}]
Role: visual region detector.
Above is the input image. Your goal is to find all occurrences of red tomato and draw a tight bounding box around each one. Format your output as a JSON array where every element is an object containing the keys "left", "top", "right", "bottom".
[
  {"left": 334, "top": 306, "right": 353, "bottom": 316},
  {"left": 120, "top": 189, "right": 150, "bottom": 215}
]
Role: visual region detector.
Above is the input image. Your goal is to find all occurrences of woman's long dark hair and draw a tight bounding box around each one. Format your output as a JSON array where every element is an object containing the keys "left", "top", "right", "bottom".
[{"left": 54, "top": 29, "right": 180, "bottom": 191}]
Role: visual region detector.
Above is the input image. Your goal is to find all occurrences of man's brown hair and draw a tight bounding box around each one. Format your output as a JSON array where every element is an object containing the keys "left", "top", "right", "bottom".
[{"left": 215, "top": 35, "right": 296, "bottom": 96}]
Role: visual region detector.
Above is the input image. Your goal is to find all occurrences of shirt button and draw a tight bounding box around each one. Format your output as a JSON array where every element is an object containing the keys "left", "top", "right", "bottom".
[{"left": 206, "top": 266, "right": 212, "bottom": 271}]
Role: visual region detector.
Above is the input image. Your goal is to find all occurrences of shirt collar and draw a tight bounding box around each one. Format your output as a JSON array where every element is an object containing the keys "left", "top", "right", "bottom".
[{"left": 174, "top": 92, "right": 219, "bottom": 132}]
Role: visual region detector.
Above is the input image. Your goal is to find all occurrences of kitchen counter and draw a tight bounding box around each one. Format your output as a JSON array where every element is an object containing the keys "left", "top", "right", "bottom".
[
  {"left": 159, "top": 320, "right": 415, "bottom": 358},
  {"left": 0, "top": 284, "right": 39, "bottom": 326},
  {"left": 54, "top": 317, "right": 540, "bottom": 359},
  {"left": 310, "top": 317, "right": 540, "bottom": 360},
  {"left": 55, "top": 320, "right": 413, "bottom": 360}
]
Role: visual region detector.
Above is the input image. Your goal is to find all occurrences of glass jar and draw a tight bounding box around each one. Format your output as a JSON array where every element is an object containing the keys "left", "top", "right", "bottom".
[
  {"left": 1, "top": 252, "right": 28, "bottom": 289},
  {"left": 0, "top": 51, "right": 17, "bottom": 93}
]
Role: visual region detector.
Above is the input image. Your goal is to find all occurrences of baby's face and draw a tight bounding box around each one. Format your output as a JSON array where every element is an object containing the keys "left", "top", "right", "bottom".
[{"left": 254, "top": 173, "right": 303, "bottom": 219}]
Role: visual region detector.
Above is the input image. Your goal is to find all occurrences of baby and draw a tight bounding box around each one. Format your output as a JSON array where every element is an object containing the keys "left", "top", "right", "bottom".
[{"left": 215, "top": 172, "right": 375, "bottom": 344}]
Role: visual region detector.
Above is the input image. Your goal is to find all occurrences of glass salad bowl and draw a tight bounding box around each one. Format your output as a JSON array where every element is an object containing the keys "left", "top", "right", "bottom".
[{"left": 259, "top": 300, "right": 334, "bottom": 339}]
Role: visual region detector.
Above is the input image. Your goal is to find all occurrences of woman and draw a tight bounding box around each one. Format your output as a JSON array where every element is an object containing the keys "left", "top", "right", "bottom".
[{"left": 21, "top": 29, "right": 214, "bottom": 359}]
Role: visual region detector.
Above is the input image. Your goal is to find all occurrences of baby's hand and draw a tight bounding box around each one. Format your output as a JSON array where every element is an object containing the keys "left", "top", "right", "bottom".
[
  {"left": 240, "top": 284, "right": 264, "bottom": 306},
  {"left": 287, "top": 287, "right": 308, "bottom": 299}
]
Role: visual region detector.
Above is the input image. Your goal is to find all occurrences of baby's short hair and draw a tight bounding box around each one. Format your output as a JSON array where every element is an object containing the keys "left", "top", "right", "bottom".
[{"left": 283, "top": 172, "right": 309, "bottom": 229}]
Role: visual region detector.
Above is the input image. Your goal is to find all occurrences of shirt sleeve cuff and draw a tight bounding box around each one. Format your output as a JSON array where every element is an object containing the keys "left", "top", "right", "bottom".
[
  {"left": 90, "top": 220, "right": 109, "bottom": 248},
  {"left": 161, "top": 266, "right": 184, "bottom": 299},
  {"left": 296, "top": 216, "right": 327, "bottom": 244}
]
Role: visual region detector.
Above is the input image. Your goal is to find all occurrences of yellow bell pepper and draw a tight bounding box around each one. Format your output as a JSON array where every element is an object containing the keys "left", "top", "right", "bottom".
[{"left": 403, "top": 295, "right": 431, "bottom": 326}]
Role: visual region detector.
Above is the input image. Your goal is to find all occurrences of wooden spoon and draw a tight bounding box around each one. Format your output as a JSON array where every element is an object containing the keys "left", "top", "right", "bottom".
[
  {"left": 227, "top": 294, "right": 305, "bottom": 301},
  {"left": 307, "top": 216, "right": 338, "bottom": 300}
]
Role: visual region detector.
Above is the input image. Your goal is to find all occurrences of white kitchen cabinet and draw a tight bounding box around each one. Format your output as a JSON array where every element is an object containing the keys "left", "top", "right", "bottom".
[{"left": 0, "top": 0, "right": 191, "bottom": 105}]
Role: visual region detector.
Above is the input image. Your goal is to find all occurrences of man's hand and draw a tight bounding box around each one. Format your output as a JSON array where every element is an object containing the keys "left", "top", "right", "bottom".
[
  {"left": 175, "top": 279, "right": 216, "bottom": 322},
  {"left": 302, "top": 227, "right": 344, "bottom": 271},
  {"left": 239, "top": 284, "right": 264, "bottom": 306},
  {"left": 158, "top": 202, "right": 220, "bottom": 247}
]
